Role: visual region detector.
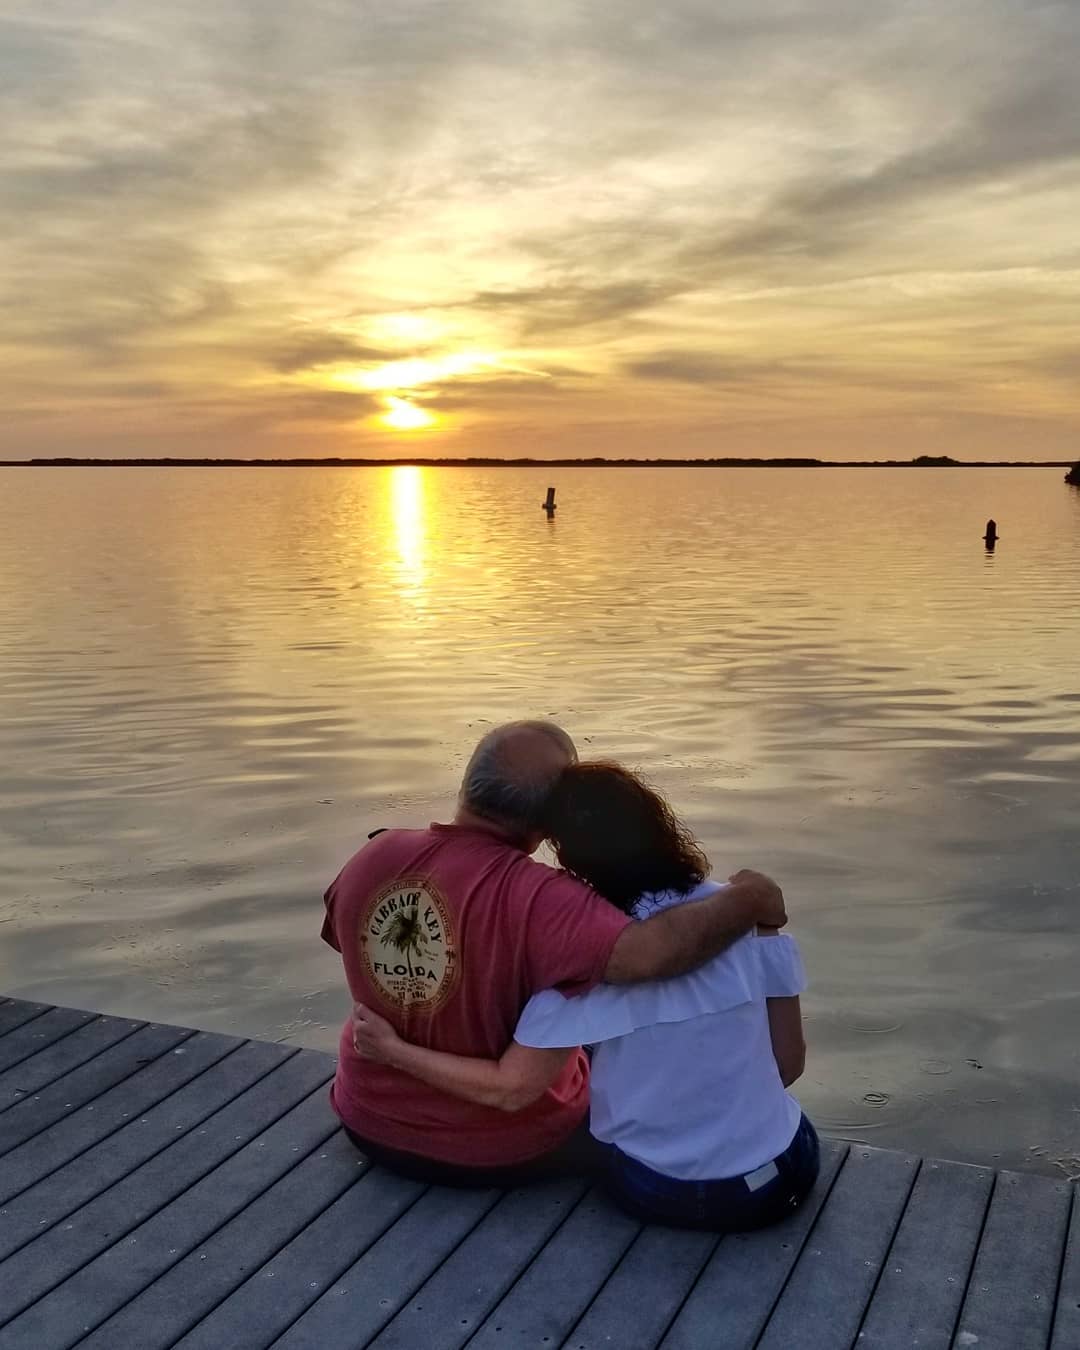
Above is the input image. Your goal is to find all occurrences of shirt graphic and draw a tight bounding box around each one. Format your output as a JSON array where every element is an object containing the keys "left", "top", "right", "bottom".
[{"left": 359, "top": 876, "right": 458, "bottom": 1014}]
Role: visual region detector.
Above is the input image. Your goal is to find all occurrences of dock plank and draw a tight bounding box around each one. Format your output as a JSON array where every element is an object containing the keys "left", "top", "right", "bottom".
[
  {"left": 466, "top": 1188, "right": 641, "bottom": 1350},
  {"left": 0, "top": 999, "right": 50, "bottom": 1039},
  {"left": 856, "top": 1156, "right": 994, "bottom": 1350},
  {"left": 755, "top": 1144, "right": 919, "bottom": 1350},
  {"left": 170, "top": 1164, "right": 428, "bottom": 1350},
  {"left": 0, "top": 1012, "right": 149, "bottom": 1114},
  {"left": 566, "top": 1224, "right": 719, "bottom": 1350},
  {"left": 0, "top": 1051, "right": 332, "bottom": 1336},
  {"left": 0, "top": 1019, "right": 190, "bottom": 1154},
  {"left": 1050, "top": 1188, "right": 1079, "bottom": 1350},
  {"left": 952, "top": 1169, "right": 1073, "bottom": 1350},
  {"left": 0, "top": 1035, "right": 271, "bottom": 1256},
  {"left": 0, "top": 1028, "right": 248, "bottom": 1208},
  {"left": 78, "top": 1128, "right": 386, "bottom": 1350},
  {"left": 272, "top": 1184, "right": 501, "bottom": 1350},
  {"left": 0, "top": 1076, "right": 338, "bottom": 1350},
  {"left": 659, "top": 1139, "right": 849, "bottom": 1350},
  {"left": 0, "top": 1005, "right": 96, "bottom": 1073},
  {"left": 367, "top": 1179, "right": 588, "bottom": 1350}
]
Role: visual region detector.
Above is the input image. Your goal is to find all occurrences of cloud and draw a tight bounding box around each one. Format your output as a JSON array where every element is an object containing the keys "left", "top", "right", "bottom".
[
  {"left": 1, "top": 0, "right": 1079, "bottom": 458},
  {"left": 468, "top": 281, "right": 675, "bottom": 335},
  {"left": 266, "top": 335, "right": 398, "bottom": 374},
  {"left": 1022, "top": 348, "right": 1080, "bottom": 385},
  {"left": 624, "top": 352, "right": 791, "bottom": 386},
  {"left": 421, "top": 376, "right": 567, "bottom": 413}
]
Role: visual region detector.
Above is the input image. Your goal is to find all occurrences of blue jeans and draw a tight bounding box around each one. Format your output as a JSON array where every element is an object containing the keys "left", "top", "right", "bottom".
[{"left": 601, "top": 1114, "right": 820, "bottom": 1232}]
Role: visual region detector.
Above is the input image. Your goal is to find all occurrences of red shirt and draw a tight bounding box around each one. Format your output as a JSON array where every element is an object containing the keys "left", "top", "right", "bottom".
[{"left": 322, "top": 823, "right": 630, "bottom": 1166}]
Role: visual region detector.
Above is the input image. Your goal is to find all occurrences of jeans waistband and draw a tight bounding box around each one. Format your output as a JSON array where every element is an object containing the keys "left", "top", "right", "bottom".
[{"left": 610, "top": 1113, "right": 819, "bottom": 1198}]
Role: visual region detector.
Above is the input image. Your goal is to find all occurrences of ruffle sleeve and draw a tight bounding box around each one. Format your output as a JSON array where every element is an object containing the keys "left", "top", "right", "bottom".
[
  {"left": 514, "top": 934, "right": 761, "bottom": 1048},
  {"left": 754, "top": 934, "right": 806, "bottom": 997}
]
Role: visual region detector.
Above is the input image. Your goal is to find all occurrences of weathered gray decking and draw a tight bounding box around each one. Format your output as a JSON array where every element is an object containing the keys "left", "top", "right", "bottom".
[{"left": 0, "top": 997, "right": 1075, "bottom": 1350}]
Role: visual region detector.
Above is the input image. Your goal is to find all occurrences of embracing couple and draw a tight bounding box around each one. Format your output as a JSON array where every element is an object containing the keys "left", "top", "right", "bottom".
[{"left": 321, "top": 720, "right": 819, "bottom": 1232}]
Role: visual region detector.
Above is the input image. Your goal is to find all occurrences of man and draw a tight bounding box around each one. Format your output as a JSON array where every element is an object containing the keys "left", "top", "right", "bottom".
[{"left": 322, "top": 719, "right": 785, "bottom": 1185}]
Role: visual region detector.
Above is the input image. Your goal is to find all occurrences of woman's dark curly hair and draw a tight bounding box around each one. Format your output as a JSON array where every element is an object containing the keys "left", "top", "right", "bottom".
[{"left": 542, "top": 761, "right": 709, "bottom": 912}]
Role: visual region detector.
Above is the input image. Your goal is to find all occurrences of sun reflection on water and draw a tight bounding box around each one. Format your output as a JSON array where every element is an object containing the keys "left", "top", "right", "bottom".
[{"left": 389, "top": 464, "right": 428, "bottom": 595}]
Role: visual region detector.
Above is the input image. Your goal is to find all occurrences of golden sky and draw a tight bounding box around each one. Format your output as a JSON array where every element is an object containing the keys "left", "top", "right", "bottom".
[{"left": 2, "top": 2, "right": 1079, "bottom": 461}]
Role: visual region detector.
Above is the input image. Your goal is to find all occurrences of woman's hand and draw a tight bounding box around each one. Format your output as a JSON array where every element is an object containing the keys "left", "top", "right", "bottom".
[{"left": 351, "top": 1001, "right": 402, "bottom": 1064}]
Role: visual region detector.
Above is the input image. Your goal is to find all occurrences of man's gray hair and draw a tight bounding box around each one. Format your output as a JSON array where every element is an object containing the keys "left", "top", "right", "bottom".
[{"left": 460, "top": 720, "right": 577, "bottom": 831}]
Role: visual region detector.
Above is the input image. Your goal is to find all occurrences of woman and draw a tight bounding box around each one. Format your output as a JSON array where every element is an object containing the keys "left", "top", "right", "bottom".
[{"left": 352, "top": 762, "right": 818, "bottom": 1231}]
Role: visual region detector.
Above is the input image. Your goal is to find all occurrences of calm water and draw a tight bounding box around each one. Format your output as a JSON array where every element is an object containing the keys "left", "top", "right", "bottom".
[{"left": 1, "top": 466, "right": 1078, "bottom": 1176}]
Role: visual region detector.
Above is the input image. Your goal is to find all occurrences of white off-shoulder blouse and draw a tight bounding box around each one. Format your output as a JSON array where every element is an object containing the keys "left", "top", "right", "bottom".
[{"left": 514, "top": 880, "right": 807, "bottom": 1181}]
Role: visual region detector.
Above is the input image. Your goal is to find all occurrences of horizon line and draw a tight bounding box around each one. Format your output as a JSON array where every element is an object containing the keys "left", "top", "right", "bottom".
[{"left": 1, "top": 455, "right": 1076, "bottom": 469}]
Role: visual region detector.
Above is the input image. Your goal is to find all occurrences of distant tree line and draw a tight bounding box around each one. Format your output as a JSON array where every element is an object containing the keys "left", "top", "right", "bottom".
[{"left": 1, "top": 455, "right": 1075, "bottom": 469}]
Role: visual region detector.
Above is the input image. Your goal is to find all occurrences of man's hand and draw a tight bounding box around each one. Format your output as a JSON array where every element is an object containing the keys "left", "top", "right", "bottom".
[
  {"left": 605, "top": 868, "right": 787, "bottom": 983},
  {"left": 351, "top": 1002, "right": 402, "bottom": 1065},
  {"left": 728, "top": 869, "right": 787, "bottom": 929}
]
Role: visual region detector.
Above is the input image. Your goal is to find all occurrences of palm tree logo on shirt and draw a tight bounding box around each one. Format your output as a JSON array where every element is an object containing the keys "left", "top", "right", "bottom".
[
  {"left": 362, "top": 878, "right": 458, "bottom": 1013},
  {"left": 380, "top": 908, "right": 425, "bottom": 977}
]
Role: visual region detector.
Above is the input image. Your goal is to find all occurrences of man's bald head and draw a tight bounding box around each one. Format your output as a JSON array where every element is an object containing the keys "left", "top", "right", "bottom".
[{"left": 459, "top": 720, "right": 577, "bottom": 838}]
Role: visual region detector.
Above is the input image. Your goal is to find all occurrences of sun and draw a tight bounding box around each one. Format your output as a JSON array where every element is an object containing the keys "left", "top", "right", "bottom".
[{"left": 382, "top": 396, "right": 436, "bottom": 431}]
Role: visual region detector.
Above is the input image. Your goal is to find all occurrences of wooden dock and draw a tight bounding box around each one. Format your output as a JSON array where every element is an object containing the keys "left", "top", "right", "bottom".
[{"left": 0, "top": 995, "right": 1076, "bottom": 1350}]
